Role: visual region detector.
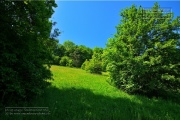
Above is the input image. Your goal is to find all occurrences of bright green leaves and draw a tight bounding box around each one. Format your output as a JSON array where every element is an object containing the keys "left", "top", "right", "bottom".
[
  {"left": 105, "top": 3, "right": 180, "bottom": 99},
  {"left": 81, "top": 47, "right": 103, "bottom": 74}
]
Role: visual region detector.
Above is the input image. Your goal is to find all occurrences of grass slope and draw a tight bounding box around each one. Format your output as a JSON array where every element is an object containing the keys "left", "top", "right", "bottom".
[{"left": 2, "top": 65, "right": 180, "bottom": 120}]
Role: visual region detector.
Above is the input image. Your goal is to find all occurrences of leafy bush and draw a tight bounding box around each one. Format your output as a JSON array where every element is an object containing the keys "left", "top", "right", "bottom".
[
  {"left": 81, "top": 59, "right": 88, "bottom": 70},
  {"left": 52, "top": 55, "right": 60, "bottom": 65},
  {"left": 68, "top": 59, "right": 73, "bottom": 67},
  {"left": 81, "top": 59, "right": 102, "bottom": 74},
  {"left": 81, "top": 47, "right": 103, "bottom": 74},
  {"left": 59, "top": 56, "right": 73, "bottom": 67}
]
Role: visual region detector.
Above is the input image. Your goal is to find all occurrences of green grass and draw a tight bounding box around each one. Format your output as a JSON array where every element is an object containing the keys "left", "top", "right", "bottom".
[{"left": 1, "top": 65, "right": 180, "bottom": 120}]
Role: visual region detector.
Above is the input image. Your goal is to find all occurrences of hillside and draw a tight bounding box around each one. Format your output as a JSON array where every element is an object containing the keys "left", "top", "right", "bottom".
[{"left": 3, "top": 65, "right": 180, "bottom": 120}]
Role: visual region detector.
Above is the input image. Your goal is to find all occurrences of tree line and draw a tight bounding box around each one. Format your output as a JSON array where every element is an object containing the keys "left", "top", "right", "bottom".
[{"left": 52, "top": 40, "right": 104, "bottom": 74}]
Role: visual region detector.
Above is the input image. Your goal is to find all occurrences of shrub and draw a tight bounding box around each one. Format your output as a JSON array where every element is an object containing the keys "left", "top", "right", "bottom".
[
  {"left": 59, "top": 56, "right": 73, "bottom": 67},
  {"left": 81, "top": 59, "right": 88, "bottom": 70},
  {"left": 81, "top": 59, "right": 102, "bottom": 74},
  {"left": 52, "top": 55, "right": 60, "bottom": 65}
]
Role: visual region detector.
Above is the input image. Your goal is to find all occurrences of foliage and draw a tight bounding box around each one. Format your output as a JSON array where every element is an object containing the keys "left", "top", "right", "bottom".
[
  {"left": 81, "top": 59, "right": 88, "bottom": 70},
  {"left": 0, "top": 0, "right": 58, "bottom": 105},
  {"left": 81, "top": 47, "right": 103, "bottom": 74},
  {"left": 70, "top": 45, "right": 93, "bottom": 67},
  {"left": 54, "top": 41, "right": 93, "bottom": 68},
  {"left": 54, "top": 44, "right": 66, "bottom": 58},
  {"left": 85, "top": 60, "right": 102, "bottom": 74},
  {"left": 52, "top": 55, "right": 60, "bottom": 65},
  {"left": 63, "top": 40, "right": 76, "bottom": 56},
  {"left": 59, "top": 56, "right": 73, "bottom": 67},
  {"left": 105, "top": 3, "right": 180, "bottom": 99}
]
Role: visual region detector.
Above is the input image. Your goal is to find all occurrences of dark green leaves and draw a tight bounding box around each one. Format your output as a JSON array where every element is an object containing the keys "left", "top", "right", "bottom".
[{"left": 0, "top": 0, "right": 58, "bottom": 105}]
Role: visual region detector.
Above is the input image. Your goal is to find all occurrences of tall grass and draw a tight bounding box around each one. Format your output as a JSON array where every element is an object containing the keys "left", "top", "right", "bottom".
[{"left": 1, "top": 65, "right": 180, "bottom": 120}]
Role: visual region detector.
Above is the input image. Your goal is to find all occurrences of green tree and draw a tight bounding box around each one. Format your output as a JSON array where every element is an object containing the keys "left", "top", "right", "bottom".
[
  {"left": 78, "top": 45, "right": 93, "bottom": 62},
  {"left": 71, "top": 45, "right": 93, "bottom": 67},
  {"left": 0, "top": 0, "right": 58, "bottom": 105},
  {"left": 52, "top": 44, "right": 65, "bottom": 65},
  {"left": 54, "top": 40, "right": 93, "bottom": 68},
  {"left": 105, "top": 3, "right": 180, "bottom": 99},
  {"left": 63, "top": 40, "right": 76, "bottom": 56},
  {"left": 54, "top": 44, "right": 66, "bottom": 58},
  {"left": 82, "top": 47, "right": 103, "bottom": 74},
  {"left": 52, "top": 55, "right": 60, "bottom": 65},
  {"left": 59, "top": 56, "right": 73, "bottom": 67}
]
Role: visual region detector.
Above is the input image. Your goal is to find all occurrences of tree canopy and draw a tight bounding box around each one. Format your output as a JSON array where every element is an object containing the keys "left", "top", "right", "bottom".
[
  {"left": 0, "top": 0, "right": 59, "bottom": 105},
  {"left": 105, "top": 3, "right": 180, "bottom": 99},
  {"left": 52, "top": 40, "right": 93, "bottom": 68}
]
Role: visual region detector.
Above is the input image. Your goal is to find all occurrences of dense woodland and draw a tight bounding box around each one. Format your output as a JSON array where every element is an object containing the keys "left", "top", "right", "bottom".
[
  {"left": 0, "top": 0, "right": 180, "bottom": 110},
  {"left": 0, "top": 0, "right": 59, "bottom": 105}
]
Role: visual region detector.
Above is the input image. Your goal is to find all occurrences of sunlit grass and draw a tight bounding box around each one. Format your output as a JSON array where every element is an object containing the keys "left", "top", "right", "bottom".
[{"left": 2, "top": 65, "right": 180, "bottom": 120}]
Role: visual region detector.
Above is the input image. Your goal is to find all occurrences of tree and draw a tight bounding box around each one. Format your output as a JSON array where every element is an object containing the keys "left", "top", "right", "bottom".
[
  {"left": 70, "top": 45, "right": 93, "bottom": 67},
  {"left": 53, "top": 40, "right": 93, "bottom": 68},
  {"left": 63, "top": 40, "right": 76, "bottom": 56},
  {"left": 78, "top": 45, "right": 93, "bottom": 63},
  {"left": 54, "top": 44, "right": 66, "bottom": 58},
  {"left": 52, "top": 44, "right": 65, "bottom": 65},
  {"left": 105, "top": 3, "right": 180, "bottom": 99},
  {"left": 52, "top": 55, "right": 60, "bottom": 65},
  {"left": 0, "top": 0, "right": 58, "bottom": 105},
  {"left": 81, "top": 47, "right": 103, "bottom": 74},
  {"left": 59, "top": 56, "right": 73, "bottom": 67}
]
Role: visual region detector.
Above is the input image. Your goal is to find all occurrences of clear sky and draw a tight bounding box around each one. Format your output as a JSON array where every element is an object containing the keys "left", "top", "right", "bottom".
[{"left": 51, "top": 0, "right": 180, "bottom": 48}]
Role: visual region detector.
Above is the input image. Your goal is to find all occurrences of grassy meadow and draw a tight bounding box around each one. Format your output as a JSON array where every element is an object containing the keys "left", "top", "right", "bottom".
[{"left": 1, "top": 65, "right": 180, "bottom": 120}]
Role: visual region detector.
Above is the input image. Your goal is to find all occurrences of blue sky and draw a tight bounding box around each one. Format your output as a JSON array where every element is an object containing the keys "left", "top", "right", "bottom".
[{"left": 51, "top": 1, "right": 180, "bottom": 48}]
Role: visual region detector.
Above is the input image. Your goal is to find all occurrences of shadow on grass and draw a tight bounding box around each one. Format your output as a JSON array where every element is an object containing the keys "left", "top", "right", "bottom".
[{"left": 2, "top": 86, "right": 180, "bottom": 120}]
